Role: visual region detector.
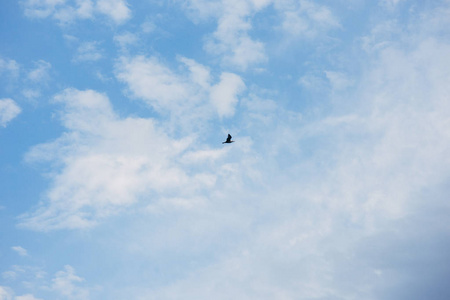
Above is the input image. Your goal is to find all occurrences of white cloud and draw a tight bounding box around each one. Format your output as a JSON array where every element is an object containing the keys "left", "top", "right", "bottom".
[
  {"left": 1, "top": 271, "right": 18, "bottom": 281},
  {"left": 20, "top": 88, "right": 235, "bottom": 230},
  {"left": 11, "top": 246, "right": 28, "bottom": 257},
  {"left": 325, "top": 71, "right": 354, "bottom": 91},
  {"left": 11, "top": 2, "right": 450, "bottom": 298},
  {"left": 22, "top": 89, "right": 41, "bottom": 100},
  {"left": 178, "top": 0, "right": 222, "bottom": 22},
  {"left": 141, "top": 20, "right": 156, "bottom": 33},
  {"left": 0, "top": 99, "right": 21, "bottom": 127},
  {"left": 96, "top": 0, "right": 131, "bottom": 24},
  {"left": 0, "top": 286, "right": 13, "bottom": 300},
  {"left": 22, "top": 0, "right": 94, "bottom": 24},
  {"left": 52, "top": 0, "right": 94, "bottom": 23},
  {"left": 22, "top": 0, "right": 130, "bottom": 24},
  {"left": 22, "top": 0, "right": 65, "bottom": 19},
  {"left": 210, "top": 72, "right": 245, "bottom": 117},
  {"left": 206, "top": 1, "right": 267, "bottom": 69},
  {"left": 15, "top": 294, "right": 43, "bottom": 300},
  {"left": 0, "top": 287, "right": 42, "bottom": 300},
  {"left": 361, "top": 20, "right": 401, "bottom": 53},
  {"left": 116, "top": 55, "right": 191, "bottom": 110},
  {"left": 0, "top": 58, "right": 20, "bottom": 78},
  {"left": 182, "top": 0, "right": 268, "bottom": 70},
  {"left": 380, "top": 0, "right": 405, "bottom": 10},
  {"left": 27, "top": 60, "right": 51, "bottom": 82},
  {"left": 109, "top": 4, "right": 450, "bottom": 298},
  {"left": 114, "top": 31, "right": 138, "bottom": 51},
  {"left": 178, "top": 57, "right": 212, "bottom": 90},
  {"left": 183, "top": 0, "right": 338, "bottom": 69},
  {"left": 74, "top": 41, "right": 103, "bottom": 62},
  {"left": 51, "top": 265, "right": 89, "bottom": 299},
  {"left": 116, "top": 55, "right": 245, "bottom": 119},
  {"left": 276, "top": 0, "right": 340, "bottom": 38}
]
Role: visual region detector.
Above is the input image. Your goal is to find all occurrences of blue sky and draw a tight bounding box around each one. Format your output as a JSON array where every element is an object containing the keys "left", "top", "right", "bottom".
[{"left": 1, "top": 0, "right": 450, "bottom": 299}]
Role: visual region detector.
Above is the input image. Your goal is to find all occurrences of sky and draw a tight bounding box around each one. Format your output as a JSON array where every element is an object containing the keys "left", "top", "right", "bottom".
[{"left": 1, "top": 0, "right": 450, "bottom": 299}]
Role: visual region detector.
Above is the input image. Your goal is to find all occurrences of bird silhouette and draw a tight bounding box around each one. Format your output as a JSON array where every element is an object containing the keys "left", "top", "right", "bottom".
[{"left": 222, "top": 134, "right": 234, "bottom": 144}]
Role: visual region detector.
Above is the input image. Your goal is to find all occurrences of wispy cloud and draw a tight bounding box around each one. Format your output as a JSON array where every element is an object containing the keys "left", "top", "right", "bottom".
[
  {"left": 277, "top": 0, "right": 341, "bottom": 38},
  {"left": 74, "top": 41, "right": 103, "bottom": 62},
  {"left": 11, "top": 246, "right": 28, "bottom": 257},
  {"left": 0, "top": 57, "right": 20, "bottom": 78},
  {"left": 0, "top": 98, "right": 21, "bottom": 127},
  {"left": 27, "top": 60, "right": 51, "bottom": 83},
  {"left": 51, "top": 265, "right": 89, "bottom": 299},
  {"left": 0, "top": 286, "right": 13, "bottom": 299},
  {"left": 183, "top": 0, "right": 268, "bottom": 70},
  {"left": 22, "top": 0, "right": 130, "bottom": 24},
  {"left": 15, "top": 294, "right": 43, "bottom": 300},
  {"left": 19, "top": 88, "right": 239, "bottom": 230}
]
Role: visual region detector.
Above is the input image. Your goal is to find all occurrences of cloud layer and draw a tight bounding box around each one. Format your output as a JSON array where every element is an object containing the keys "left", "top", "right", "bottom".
[{"left": 2, "top": 1, "right": 450, "bottom": 299}]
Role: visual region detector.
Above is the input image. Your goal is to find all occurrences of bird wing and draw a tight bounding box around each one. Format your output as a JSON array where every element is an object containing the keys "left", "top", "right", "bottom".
[{"left": 227, "top": 134, "right": 232, "bottom": 142}]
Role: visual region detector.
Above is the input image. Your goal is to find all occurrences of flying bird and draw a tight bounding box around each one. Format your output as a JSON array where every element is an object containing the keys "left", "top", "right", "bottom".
[{"left": 222, "top": 134, "right": 234, "bottom": 144}]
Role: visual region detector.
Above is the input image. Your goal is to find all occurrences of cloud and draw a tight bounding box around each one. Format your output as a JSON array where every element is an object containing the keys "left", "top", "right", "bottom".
[
  {"left": 206, "top": 1, "right": 267, "bottom": 70},
  {"left": 325, "top": 70, "right": 354, "bottom": 91},
  {"left": 11, "top": 1, "right": 450, "bottom": 299},
  {"left": 0, "top": 287, "right": 43, "bottom": 300},
  {"left": 20, "top": 88, "right": 236, "bottom": 230},
  {"left": 11, "top": 246, "right": 28, "bottom": 257},
  {"left": 15, "top": 294, "right": 43, "bottom": 300},
  {"left": 183, "top": 0, "right": 339, "bottom": 69},
  {"left": 74, "top": 42, "right": 103, "bottom": 62},
  {"left": 0, "top": 286, "right": 13, "bottom": 300},
  {"left": 22, "top": 0, "right": 93, "bottom": 23},
  {"left": 22, "top": 0, "right": 130, "bottom": 24},
  {"left": 114, "top": 31, "right": 138, "bottom": 52},
  {"left": 0, "top": 57, "right": 20, "bottom": 78},
  {"left": 51, "top": 265, "right": 89, "bottom": 299},
  {"left": 116, "top": 55, "right": 192, "bottom": 111},
  {"left": 96, "top": 0, "right": 131, "bottom": 24},
  {"left": 210, "top": 72, "right": 245, "bottom": 117},
  {"left": 126, "top": 34, "right": 450, "bottom": 299},
  {"left": 22, "top": 89, "right": 42, "bottom": 100},
  {"left": 116, "top": 55, "right": 246, "bottom": 120},
  {"left": 27, "top": 60, "right": 51, "bottom": 83},
  {"left": 107, "top": 3, "right": 450, "bottom": 298},
  {"left": 0, "top": 99, "right": 21, "bottom": 127},
  {"left": 182, "top": 0, "right": 268, "bottom": 70},
  {"left": 380, "top": 0, "right": 405, "bottom": 10},
  {"left": 276, "top": 0, "right": 340, "bottom": 38}
]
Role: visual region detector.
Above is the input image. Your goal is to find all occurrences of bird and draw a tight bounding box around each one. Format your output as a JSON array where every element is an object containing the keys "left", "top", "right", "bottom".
[{"left": 222, "top": 134, "right": 234, "bottom": 144}]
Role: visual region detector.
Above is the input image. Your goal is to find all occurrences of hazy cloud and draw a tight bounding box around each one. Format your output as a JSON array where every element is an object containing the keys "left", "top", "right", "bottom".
[
  {"left": 0, "top": 286, "right": 13, "bottom": 300},
  {"left": 0, "top": 98, "right": 21, "bottom": 127},
  {"left": 27, "top": 60, "right": 51, "bottom": 82},
  {"left": 22, "top": 0, "right": 130, "bottom": 24},
  {"left": 51, "top": 265, "right": 89, "bottom": 299},
  {"left": 15, "top": 294, "right": 43, "bottom": 300},
  {"left": 11, "top": 246, "right": 28, "bottom": 257},
  {"left": 0, "top": 57, "right": 20, "bottom": 78},
  {"left": 276, "top": 0, "right": 340, "bottom": 38},
  {"left": 74, "top": 41, "right": 103, "bottom": 62}
]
